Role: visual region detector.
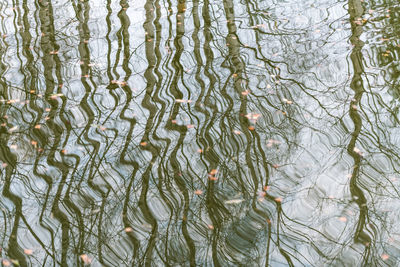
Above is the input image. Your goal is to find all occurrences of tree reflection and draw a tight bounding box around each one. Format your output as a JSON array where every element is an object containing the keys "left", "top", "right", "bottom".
[{"left": 0, "top": 0, "right": 399, "bottom": 266}]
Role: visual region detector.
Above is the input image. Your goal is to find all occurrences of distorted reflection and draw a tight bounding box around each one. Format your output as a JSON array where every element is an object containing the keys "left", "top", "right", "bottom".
[{"left": 0, "top": 0, "right": 399, "bottom": 266}]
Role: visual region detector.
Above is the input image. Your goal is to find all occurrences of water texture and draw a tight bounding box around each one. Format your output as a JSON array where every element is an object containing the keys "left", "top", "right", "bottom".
[{"left": 0, "top": 0, "right": 399, "bottom": 266}]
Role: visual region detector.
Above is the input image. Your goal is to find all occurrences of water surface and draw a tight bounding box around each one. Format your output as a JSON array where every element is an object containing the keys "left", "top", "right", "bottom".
[{"left": 0, "top": 0, "right": 399, "bottom": 266}]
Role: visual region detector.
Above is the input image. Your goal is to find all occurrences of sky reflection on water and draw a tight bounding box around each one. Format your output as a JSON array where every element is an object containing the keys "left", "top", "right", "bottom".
[{"left": 0, "top": 0, "right": 399, "bottom": 266}]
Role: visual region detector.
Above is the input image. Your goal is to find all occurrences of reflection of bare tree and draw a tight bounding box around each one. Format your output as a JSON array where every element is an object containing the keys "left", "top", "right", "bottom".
[
  {"left": 366, "top": 0, "right": 400, "bottom": 124},
  {"left": 1, "top": 0, "right": 400, "bottom": 266},
  {"left": 342, "top": 0, "right": 371, "bottom": 264}
]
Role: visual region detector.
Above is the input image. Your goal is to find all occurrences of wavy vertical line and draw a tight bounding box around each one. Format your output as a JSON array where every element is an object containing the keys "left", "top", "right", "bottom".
[
  {"left": 68, "top": 1, "right": 111, "bottom": 266},
  {"left": 36, "top": 0, "right": 75, "bottom": 264},
  {"left": 16, "top": 0, "right": 60, "bottom": 264},
  {"left": 346, "top": 0, "right": 371, "bottom": 264},
  {"left": 140, "top": 1, "right": 165, "bottom": 265},
  {"left": 220, "top": 1, "right": 282, "bottom": 266},
  {"left": 144, "top": 1, "right": 182, "bottom": 265}
]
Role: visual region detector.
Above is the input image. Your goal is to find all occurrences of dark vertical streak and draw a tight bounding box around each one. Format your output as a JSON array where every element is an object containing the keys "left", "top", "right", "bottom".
[{"left": 347, "top": 0, "right": 371, "bottom": 263}]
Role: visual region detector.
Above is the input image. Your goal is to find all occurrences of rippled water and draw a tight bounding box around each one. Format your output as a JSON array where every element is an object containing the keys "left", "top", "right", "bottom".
[{"left": 0, "top": 0, "right": 399, "bottom": 266}]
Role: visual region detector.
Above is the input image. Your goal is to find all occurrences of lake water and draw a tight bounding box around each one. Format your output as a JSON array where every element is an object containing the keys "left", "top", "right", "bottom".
[{"left": 0, "top": 0, "right": 399, "bottom": 266}]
